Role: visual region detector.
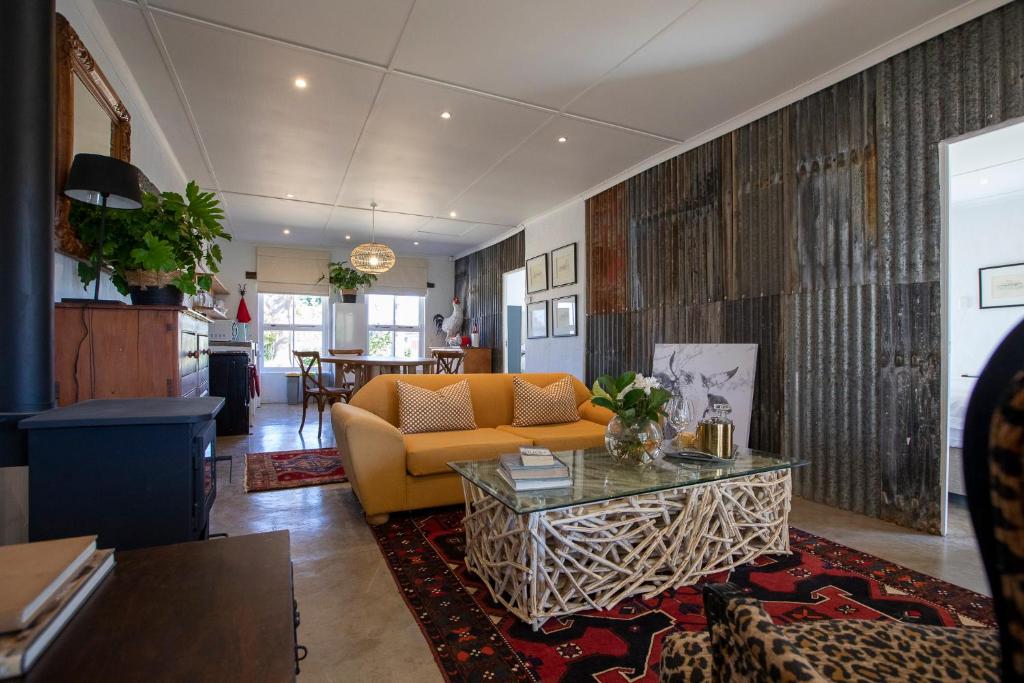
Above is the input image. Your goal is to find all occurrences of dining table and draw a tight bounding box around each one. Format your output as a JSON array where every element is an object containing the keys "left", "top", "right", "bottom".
[{"left": 320, "top": 354, "right": 437, "bottom": 391}]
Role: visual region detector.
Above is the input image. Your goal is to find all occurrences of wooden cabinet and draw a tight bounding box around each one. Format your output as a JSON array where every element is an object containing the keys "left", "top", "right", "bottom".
[{"left": 55, "top": 303, "right": 211, "bottom": 406}]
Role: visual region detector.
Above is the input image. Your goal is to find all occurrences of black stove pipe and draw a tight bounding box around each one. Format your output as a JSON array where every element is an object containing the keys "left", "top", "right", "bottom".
[{"left": 0, "top": 0, "right": 55, "bottom": 467}]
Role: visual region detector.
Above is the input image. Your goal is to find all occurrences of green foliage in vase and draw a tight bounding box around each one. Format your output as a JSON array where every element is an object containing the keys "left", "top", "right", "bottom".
[
  {"left": 319, "top": 261, "right": 377, "bottom": 294},
  {"left": 71, "top": 180, "right": 231, "bottom": 296},
  {"left": 591, "top": 372, "right": 671, "bottom": 426}
]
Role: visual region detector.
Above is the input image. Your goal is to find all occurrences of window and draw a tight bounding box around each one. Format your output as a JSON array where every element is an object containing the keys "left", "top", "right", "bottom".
[
  {"left": 260, "top": 293, "right": 327, "bottom": 368},
  {"left": 367, "top": 294, "right": 423, "bottom": 357}
]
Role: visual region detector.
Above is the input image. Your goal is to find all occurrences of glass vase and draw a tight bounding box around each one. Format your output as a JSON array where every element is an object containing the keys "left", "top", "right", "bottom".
[{"left": 604, "top": 416, "right": 664, "bottom": 467}]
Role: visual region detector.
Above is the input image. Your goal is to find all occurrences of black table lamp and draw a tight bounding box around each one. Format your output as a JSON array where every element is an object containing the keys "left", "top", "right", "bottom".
[{"left": 64, "top": 153, "right": 143, "bottom": 302}]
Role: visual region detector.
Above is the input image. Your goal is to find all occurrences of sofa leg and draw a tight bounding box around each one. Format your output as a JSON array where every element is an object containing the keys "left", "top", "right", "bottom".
[{"left": 365, "top": 513, "right": 389, "bottom": 525}]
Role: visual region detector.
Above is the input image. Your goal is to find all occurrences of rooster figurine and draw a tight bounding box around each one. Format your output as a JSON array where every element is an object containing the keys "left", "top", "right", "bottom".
[{"left": 441, "top": 297, "right": 464, "bottom": 344}]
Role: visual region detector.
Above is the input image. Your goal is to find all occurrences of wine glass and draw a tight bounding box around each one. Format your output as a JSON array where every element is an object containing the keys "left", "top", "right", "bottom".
[{"left": 666, "top": 396, "right": 694, "bottom": 440}]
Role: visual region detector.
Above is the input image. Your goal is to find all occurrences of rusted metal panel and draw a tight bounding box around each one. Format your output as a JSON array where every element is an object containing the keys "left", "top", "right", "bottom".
[
  {"left": 454, "top": 231, "right": 524, "bottom": 372},
  {"left": 583, "top": 2, "right": 1023, "bottom": 532}
]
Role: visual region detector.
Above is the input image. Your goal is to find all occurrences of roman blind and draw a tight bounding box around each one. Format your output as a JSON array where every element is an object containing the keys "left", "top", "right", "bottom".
[
  {"left": 367, "top": 257, "right": 428, "bottom": 297},
  {"left": 256, "top": 246, "right": 330, "bottom": 295}
]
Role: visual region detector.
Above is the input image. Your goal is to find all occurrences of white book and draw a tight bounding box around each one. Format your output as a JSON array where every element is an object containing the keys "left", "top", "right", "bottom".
[
  {"left": 0, "top": 550, "right": 114, "bottom": 679},
  {"left": 0, "top": 536, "right": 96, "bottom": 633},
  {"left": 497, "top": 468, "right": 572, "bottom": 491}
]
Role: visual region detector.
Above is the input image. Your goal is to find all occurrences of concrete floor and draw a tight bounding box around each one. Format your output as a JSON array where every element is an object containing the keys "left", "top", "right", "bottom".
[{"left": 212, "top": 403, "right": 989, "bottom": 682}]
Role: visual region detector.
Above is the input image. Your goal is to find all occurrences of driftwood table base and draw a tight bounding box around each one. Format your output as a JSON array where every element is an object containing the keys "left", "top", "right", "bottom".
[{"left": 461, "top": 470, "right": 792, "bottom": 629}]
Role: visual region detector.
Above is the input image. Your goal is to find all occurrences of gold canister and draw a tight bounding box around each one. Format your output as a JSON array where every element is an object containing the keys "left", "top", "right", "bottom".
[{"left": 696, "top": 403, "right": 735, "bottom": 459}]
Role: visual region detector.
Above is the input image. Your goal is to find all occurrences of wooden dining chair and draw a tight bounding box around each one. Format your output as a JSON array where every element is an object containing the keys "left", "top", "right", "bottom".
[
  {"left": 294, "top": 351, "right": 353, "bottom": 438},
  {"left": 327, "top": 348, "right": 364, "bottom": 392},
  {"left": 432, "top": 349, "right": 463, "bottom": 374}
]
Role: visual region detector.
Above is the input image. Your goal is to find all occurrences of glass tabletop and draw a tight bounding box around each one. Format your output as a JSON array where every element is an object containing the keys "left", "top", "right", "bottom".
[{"left": 448, "top": 447, "right": 808, "bottom": 514}]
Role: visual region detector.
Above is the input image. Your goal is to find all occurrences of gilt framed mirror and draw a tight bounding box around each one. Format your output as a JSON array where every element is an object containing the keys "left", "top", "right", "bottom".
[{"left": 54, "top": 13, "right": 133, "bottom": 259}]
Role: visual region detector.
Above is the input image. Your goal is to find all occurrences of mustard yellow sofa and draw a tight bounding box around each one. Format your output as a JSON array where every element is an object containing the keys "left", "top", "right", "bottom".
[{"left": 330, "top": 373, "right": 613, "bottom": 524}]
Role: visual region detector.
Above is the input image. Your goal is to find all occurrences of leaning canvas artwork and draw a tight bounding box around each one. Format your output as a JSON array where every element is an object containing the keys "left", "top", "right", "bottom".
[{"left": 652, "top": 343, "right": 758, "bottom": 447}]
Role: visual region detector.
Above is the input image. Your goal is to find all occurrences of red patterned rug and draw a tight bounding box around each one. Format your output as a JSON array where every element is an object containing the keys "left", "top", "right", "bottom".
[
  {"left": 244, "top": 448, "right": 346, "bottom": 492},
  {"left": 372, "top": 508, "right": 995, "bottom": 682}
]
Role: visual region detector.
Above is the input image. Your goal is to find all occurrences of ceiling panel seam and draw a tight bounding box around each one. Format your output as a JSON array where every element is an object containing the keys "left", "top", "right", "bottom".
[
  {"left": 318, "top": 0, "right": 420, "bottom": 242},
  {"left": 136, "top": 0, "right": 230, "bottom": 225}
]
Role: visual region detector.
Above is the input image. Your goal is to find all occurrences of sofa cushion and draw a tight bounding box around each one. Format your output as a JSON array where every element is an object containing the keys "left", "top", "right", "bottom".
[
  {"left": 396, "top": 379, "right": 477, "bottom": 434},
  {"left": 404, "top": 428, "right": 533, "bottom": 476},
  {"left": 496, "top": 420, "right": 607, "bottom": 451},
  {"left": 512, "top": 376, "right": 581, "bottom": 427}
]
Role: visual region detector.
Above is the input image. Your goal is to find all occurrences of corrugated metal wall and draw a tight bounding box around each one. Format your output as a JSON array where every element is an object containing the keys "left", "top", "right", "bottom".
[
  {"left": 454, "top": 231, "right": 525, "bottom": 372},
  {"left": 585, "top": 2, "right": 1024, "bottom": 532}
]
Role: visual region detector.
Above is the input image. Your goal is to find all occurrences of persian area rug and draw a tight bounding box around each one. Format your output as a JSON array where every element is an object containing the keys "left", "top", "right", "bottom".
[
  {"left": 244, "top": 448, "right": 346, "bottom": 492},
  {"left": 372, "top": 508, "right": 995, "bottom": 683}
]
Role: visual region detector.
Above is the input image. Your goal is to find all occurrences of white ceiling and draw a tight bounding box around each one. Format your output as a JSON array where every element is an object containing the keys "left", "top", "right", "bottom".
[
  {"left": 95, "top": 0, "right": 982, "bottom": 254},
  {"left": 950, "top": 120, "right": 1024, "bottom": 205}
]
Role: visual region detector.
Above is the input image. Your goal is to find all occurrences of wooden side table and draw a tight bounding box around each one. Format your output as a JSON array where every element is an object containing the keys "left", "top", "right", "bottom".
[{"left": 19, "top": 531, "right": 299, "bottom": 682}]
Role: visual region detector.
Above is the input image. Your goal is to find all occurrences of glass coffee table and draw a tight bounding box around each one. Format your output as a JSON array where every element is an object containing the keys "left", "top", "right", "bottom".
[{"left": 449, "top": 448, "right": 808, "bottom": 629}]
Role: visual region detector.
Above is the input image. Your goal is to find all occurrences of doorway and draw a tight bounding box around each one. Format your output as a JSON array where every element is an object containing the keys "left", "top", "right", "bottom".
[
  {"left": 941, "top": 117, "right": 1024, "bottom": 534},
  {"left": 502, "top": 268, "right": 526, "bottom": 373}
]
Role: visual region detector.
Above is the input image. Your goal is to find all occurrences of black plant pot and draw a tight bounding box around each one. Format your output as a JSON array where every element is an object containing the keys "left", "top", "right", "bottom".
[
  {"left": 129, "top": 285, "right": 184, "bottom": 306},
  {"left": 341, "top": 291, "right": 357, "bottom": 303}
]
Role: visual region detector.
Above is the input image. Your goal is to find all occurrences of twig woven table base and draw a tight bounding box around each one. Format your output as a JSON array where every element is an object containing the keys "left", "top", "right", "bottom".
[{"left": 461, "top": 469, "right": 791, "bottom": 629}]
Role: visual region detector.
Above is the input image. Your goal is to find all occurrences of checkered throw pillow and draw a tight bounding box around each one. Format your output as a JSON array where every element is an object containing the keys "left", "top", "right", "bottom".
[
  {"left": 396, "top": 379, "right": 478, "bottom": 434},
  {"left": 512, "top": 376, "right": 581, "bottom": 427}
]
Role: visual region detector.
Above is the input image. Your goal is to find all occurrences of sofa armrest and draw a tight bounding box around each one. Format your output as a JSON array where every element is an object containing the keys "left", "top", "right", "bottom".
[
  {"left": 330, "top": 403, "right": 407, "bottom": 517},
  {"left": 578, "top": 399, "right": 615, "bottom": 426}
]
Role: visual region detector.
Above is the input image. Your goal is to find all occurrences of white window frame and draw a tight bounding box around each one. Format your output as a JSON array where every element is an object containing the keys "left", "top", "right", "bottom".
[
  {"left": 366, "top": 294, "right": 426, "bottom": 357},
  {"left": 257, "top": 292, "right": 329, "bottom": 372}
]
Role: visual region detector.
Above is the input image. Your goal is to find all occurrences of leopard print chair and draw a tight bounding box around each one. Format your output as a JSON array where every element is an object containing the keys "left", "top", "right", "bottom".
[{"left": 661, "top": 320, "right": 1024, "bottom": 683}]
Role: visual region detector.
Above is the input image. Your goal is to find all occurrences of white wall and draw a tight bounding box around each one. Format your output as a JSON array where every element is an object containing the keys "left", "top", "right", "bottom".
[
  {"left": 948, "top": 192, "right": 1024, "bottom": 440},
  {"left": 53, "top": 0, "right": 187, "bottom": 302},
  {"left": 214, "top": 238, "right": 455, "bottom": 402},
  {"left": 523, "top": 200, "right": 586, "bottom": 380}
]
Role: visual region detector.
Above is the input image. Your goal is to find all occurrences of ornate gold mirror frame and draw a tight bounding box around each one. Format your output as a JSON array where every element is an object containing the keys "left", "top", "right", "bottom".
[{"left": 55, "top": 13, "right": 132, "bottom": 259}]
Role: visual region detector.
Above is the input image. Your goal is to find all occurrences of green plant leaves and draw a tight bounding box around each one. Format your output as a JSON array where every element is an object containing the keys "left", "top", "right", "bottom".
[
  {"left": 589, "top": 371, "right": 671, "bottom": 426},
  {"left": 129, "top": 232, "right": 176, "bottom": 271},
  {"left": 319, "top": 261, "right": 378, "bottom": 293}
]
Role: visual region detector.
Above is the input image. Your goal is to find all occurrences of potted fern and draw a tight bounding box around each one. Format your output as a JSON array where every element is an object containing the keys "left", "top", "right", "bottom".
[
  {"left": 72, "top": 181, "right": 231, "bottom": 305},
  {"left": 320, "top": 261, "right": 377, "bottom": 302}
]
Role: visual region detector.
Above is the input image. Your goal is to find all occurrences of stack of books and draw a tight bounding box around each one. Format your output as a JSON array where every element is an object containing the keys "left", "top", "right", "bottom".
[
  {"left": 0, "top": 536, "right": 114, "bottom": 678},
  {"left": 497, "top": 447, "right": 572, "bottom": 491}
]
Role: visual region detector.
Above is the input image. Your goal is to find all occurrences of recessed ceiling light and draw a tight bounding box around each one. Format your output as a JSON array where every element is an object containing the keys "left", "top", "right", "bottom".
[
  {"left": 294, "top": 77, "right": 307, "bottom": 89},
  {"left": 440, "top": 111, "right": 451, "bottom": 120},
  {"left": 345, "top": 234, "right": 351, "bottom": 240},
  {"left": 414, "top": 241, "right": 419, "bottom": 245},
  {"left": 449, "top": 211, "right": 457, "bottom": 218},
  {"left": 282, "top": 228, "right": 291, "bottom": 235},
  {"left": 980, "top": 178, "right": 990, "bottom": 185},
  {"left": 557, "top": 136, "right": 568, "bottom": 143},
  {"left": 285, "top": 193, "right": 294, "bottom": 198}
]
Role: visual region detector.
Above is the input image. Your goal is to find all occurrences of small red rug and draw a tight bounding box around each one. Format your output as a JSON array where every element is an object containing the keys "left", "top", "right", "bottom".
[
  {"left": 372, "top": 508, "right": 995, "bottom": 683},
  {"left": 244, "top": 448, "right": 347, "bottom": 492}
]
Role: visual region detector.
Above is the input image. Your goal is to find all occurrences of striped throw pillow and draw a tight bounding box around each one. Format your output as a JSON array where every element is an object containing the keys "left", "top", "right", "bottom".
[
  {"left": 512, "top": 376, "right": 581, "bottom": 427},
  {"left": 396, "top": 379, "right": 478, "bottom": 434}
]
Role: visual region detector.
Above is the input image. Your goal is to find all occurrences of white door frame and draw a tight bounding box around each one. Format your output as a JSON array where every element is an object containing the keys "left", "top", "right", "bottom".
[
  {"left": 938, "top": 114, "right": 1024, "bottom": 536},
  {"left": 502, "top": 268, "right": 526, "bottom": 373}
]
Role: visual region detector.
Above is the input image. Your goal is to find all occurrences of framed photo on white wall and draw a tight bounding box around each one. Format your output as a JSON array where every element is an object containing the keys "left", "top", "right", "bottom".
[
  {"left": 980, "top": 262, "right": 1024, "bottom": 309},
  {"left": 551, "top": 295, "right": 577, "bottom": 337},
  {"left": 527, "top": 300, "right": 547, "bottom": 338},
  {"left": 550, "top": 242, "right": 577, "bottom": 287},
  {"left": 526, "top": 254, "right": 548, "bottom": 294}
]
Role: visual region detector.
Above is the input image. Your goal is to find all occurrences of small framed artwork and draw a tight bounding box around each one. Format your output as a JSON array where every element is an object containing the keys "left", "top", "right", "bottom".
[
  {"left": 550, "top": 242, "right": 577, "bottom": 288},
  {"left": 980, "top": 262, "right": 1024, "bottom": 309},
  {"left": 552, "top": 295, "right": 577, "bottom": 337},
  {"left": 527, "top": 300, "right": 548, "bottom": 338},
  {"left": 526, "top": 254, "right": 548, "bottom": 294}
]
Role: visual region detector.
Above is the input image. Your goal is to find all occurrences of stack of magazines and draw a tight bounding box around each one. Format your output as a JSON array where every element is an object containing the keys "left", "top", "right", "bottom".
[
  {"left": 497, "top": 447, "right": 572, "bottom": 491},
  {"left": 0, "top": 536, "right": 114, "bottom": 678}
]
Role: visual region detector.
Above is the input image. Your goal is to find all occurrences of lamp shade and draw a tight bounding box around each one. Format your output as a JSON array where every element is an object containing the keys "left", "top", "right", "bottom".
[
  {"left": 64, "top": 153, "right": 143, "bottom": 209},
  {"left": 350, "top": 242, "right": 396, "bottom": 274}
]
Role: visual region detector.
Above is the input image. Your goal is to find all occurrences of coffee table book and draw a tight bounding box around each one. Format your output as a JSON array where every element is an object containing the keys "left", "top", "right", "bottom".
[
  {"left": 0, "top": 549, "right": 114, "bottom": 678},
  {"left": 0, "top": 536, "right": 97, "bottom": 633}
]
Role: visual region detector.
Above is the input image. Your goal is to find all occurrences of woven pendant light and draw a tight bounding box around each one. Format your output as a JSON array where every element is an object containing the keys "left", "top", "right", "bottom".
[{"left": 350, "top": 202, "right": 396, "bottom": 274}]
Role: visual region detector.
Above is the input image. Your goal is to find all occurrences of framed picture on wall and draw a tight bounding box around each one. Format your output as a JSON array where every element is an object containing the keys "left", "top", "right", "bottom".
[
  {"left": 526, "top": 254, "right": 548, "bottom": 294},
  {"left": 527, "top": 300, "right": 548, "bottom": 338},
  {"left": 550, "top": 242, "right": 577, "bottom": 287},
  {"left": 980, "top": 262, "right": 1024, "bottom": 309},
  {"left": 551, "top": 295, "right": 577, "bottom": 337}
]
